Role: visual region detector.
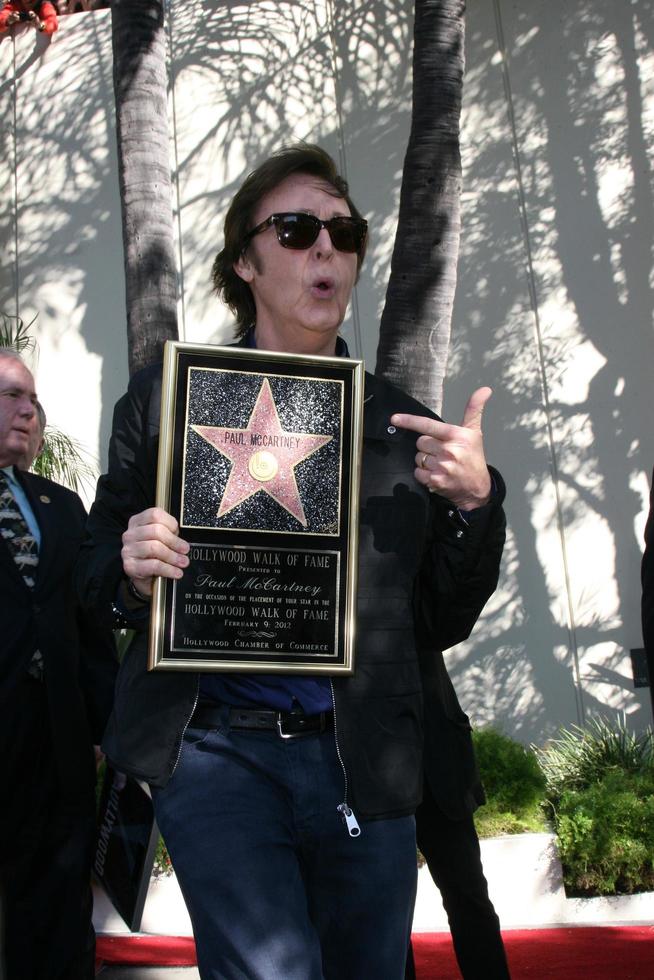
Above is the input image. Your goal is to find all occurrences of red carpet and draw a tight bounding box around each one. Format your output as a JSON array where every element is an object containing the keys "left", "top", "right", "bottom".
[
  {"left": 412, "top": 927, "right": 654, "bottom": 978},
  {"left": 96, "top": 935, "right": 197, "bottom": 967},
  {"left": 96, "top": 926, "right": 654, "bottom": 977}
]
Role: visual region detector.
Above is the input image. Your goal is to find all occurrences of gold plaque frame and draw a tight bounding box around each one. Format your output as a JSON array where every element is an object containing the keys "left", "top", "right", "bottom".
[{"left": 148, "top": 341, "right": 364, "bottom": 674}]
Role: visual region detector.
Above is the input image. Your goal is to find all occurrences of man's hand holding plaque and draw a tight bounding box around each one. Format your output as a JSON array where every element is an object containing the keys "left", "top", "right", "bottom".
[{"left": 122, "top": 507, "right": 190, "bottom": 598}]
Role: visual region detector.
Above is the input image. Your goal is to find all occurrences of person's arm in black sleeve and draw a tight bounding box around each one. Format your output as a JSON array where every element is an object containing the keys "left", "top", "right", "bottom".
[
  {"left": 75, "top": 365, "right": 169, "bottom": 631},
  {"left": 413, "top": 467, "right": 506, "bottom": 651},
  {"left": 77, "top": 604, "right": 119, "bottom": 742},
  {"left": 391, "top": 387, "right": 506, "bottom": 652},
  {"left": 62, "top": 489, "right": 119, "bottom": 742}
]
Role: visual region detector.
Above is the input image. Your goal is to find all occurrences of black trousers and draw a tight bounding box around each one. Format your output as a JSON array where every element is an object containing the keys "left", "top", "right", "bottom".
[
  {"left": 405, "top": 782, "right": 511, "bottom": 980},
  {"left": 0, "top": 677, "right": 96, "bottom": 980}
]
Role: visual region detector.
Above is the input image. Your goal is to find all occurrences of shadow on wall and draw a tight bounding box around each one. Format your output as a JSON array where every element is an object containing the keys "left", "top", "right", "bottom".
[
  {"left": 163, "top": 0, "right": 654, "bottom": 744},
  {"left": 2, "top": 0, "right": 652, "bottom": 745},
  {"left": 0, "top": 9, "right": 126, "bottom": 473},
  {"left": 165, "top": 0, "right": 414, "bottom": 355},
  {"left": 0, "top": 1, "right": 414, "bottom": 466},
  {"left": 448, "top": 0, "right": 654, "bottom": 744}
]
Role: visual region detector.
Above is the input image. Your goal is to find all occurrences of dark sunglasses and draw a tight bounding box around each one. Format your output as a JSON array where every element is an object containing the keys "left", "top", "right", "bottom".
[{"left": 242, "top": 212, "right": 368, "bottom": 255}]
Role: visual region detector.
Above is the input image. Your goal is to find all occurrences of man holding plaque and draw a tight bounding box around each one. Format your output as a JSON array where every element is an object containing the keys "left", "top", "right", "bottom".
[{"left": 77, "top": 145, "right": 507, "bottom": 980}]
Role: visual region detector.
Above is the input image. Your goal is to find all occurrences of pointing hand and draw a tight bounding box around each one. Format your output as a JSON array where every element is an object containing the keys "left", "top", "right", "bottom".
[{"left": 390, "top": 387, "right": 493, "bottom": 510}]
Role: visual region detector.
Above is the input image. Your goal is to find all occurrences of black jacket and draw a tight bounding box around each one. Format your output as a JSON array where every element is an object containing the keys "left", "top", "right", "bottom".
[
  {"left": 76, "top": 362, "right": 506, "bottom": 821},
  {"left": 0, "top": 470, "right": 117, "bottom": 805}
]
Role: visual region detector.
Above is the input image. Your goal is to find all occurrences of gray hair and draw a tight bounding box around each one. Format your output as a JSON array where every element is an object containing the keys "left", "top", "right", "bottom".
[
  {"left": 35, "top": 400, "right": 47, "bottom": 432},
  {"left": 0, "top": 348, "right": 27, "bottom": 366}
]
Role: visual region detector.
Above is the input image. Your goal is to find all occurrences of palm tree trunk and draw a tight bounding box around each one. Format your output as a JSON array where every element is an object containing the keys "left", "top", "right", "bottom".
[
  {"left": 112, "top": 0, "right": 178, "bottom": 376},
  {"left": 375, "top": 0, "right": 465, "bottom": 415}
]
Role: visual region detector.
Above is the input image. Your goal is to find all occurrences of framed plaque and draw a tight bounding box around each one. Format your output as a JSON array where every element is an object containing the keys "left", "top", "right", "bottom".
[{"left": 148, "top": 341, "right": 364, "bottom": 674}]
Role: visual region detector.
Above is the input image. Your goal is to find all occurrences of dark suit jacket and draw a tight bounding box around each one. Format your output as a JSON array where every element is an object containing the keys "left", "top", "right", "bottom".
[{"left": 0, "top": 468, "right": 117, "bottom": 808}]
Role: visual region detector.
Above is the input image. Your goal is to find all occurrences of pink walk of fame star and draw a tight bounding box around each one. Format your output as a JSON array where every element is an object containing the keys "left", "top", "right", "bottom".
[{"left": 191, "top": 378, "right": 332, "bottom": 527}]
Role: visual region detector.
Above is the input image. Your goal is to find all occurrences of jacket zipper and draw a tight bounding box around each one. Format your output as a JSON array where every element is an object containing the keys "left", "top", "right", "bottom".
[
  {"left": 170, "top": 677, "right": 200, "bottom": 778},
  {"left": 330, "top": 680, "right": 361, "bottom": 837}
]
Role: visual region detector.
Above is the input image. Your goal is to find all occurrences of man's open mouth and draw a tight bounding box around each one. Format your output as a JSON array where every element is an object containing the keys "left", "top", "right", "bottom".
[{"left": 311, "top": 277, "right": 335, "bottom": 296}]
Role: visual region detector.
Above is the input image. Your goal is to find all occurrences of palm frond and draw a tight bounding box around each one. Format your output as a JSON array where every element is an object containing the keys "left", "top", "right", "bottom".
[
  {"left": 31, "top": 426, "right": 97, "bottom": 494},
  {"left": 0, "top": 312, "right": 38, "bottom": 354}
]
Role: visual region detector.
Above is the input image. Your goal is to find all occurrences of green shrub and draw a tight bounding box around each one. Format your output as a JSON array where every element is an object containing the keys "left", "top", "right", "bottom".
[
  {"left": 537, "top": 716, "right": 654, "bottom": 801},
  {"left": 472, "top": 727, "right": 549, "bottom": 838},
  {"left": 153, "top": 837, "right": 173, "bottom": 877},
  {"left": 555, "top": 770, "right": 654, "bottom": 895},
  {"left": 537, "top": 717, "right": 654, "bottom": 896}
]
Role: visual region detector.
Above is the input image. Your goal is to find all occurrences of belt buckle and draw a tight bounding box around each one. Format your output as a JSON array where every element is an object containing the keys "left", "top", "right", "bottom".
[{"left": 276, "top": 713, "right": 324, "bottom": 739}]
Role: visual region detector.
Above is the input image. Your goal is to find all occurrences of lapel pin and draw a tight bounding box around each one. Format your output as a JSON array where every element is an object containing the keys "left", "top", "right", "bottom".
[{"left": 39, "top": 495, "right": 51, "bottom": 504}]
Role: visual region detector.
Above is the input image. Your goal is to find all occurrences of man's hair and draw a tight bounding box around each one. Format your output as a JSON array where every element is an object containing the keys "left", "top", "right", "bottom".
[
  {"left": 35, "top": 400, "right": 46, "bottom": 432},
  {"left": 211, "top": 144, "right": 367, "bottom": 337},
  {"left": 0, "top": 348, "right": 27, "bottom": 366}
]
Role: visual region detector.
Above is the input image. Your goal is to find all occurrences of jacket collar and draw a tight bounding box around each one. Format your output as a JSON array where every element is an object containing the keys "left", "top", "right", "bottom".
[{"left": 238, "top": 327, "right": 401, "bottom": 445}]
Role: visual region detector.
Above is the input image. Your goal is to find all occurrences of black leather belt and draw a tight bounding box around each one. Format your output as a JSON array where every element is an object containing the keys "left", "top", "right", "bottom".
[{"left": 191, "top": 702, "right": 334, "bottom": 739}]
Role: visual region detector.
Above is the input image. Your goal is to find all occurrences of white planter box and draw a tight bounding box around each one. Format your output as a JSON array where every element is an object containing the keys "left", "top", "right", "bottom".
[
  {"left": 413, "top": 832, "right": 654, "bottom": 933},
  {"left": 94, "top": 832, "right": 654, "bottom": 936}
]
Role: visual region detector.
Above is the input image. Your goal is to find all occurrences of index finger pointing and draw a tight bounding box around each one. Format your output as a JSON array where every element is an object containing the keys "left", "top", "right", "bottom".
[{"left": 390, "top": 412, "right": 452, "bottom": 440}]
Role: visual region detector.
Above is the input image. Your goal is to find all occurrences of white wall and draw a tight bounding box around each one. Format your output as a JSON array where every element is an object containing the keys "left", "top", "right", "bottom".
[
  {"left": 447, "top": 0, "right": 654, "bottom": 741},
  {"left": 1, "top": 0, "right": 652, "bottom": 742},
  {"left": 0, "top": 9, "right": 127, "bottom": 481},
  {"left": 166, "top": 0, "right": 414, "bottom": 368}
]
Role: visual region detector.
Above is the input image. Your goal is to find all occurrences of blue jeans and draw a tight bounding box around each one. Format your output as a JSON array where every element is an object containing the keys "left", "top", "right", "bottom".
[{"left": 152, "top": 706, "right": 417, "bottom": 980}]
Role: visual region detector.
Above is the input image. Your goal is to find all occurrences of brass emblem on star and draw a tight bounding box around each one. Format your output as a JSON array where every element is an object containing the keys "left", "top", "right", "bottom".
[{"left": 248, "top": 450, "right": 278, "bottom": 482}]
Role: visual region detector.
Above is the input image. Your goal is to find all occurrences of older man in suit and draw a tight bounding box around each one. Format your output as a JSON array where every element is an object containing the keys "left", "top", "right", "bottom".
[{"left": 0, "top": 350, "right": 116, "bottom": 980}]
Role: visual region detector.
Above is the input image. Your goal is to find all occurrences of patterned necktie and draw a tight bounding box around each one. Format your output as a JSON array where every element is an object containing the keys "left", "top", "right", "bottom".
[{"left": 0, "top": 469, "right": 43, "bottom": 679}]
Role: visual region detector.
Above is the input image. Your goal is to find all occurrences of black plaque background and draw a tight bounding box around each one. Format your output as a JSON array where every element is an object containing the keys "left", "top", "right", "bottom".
[
  {"left": 172, "top": 544, "right": 340, "bottom": 663},
  {"left": 150, "top": 345, "right": 361, "bottom": 672}
]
